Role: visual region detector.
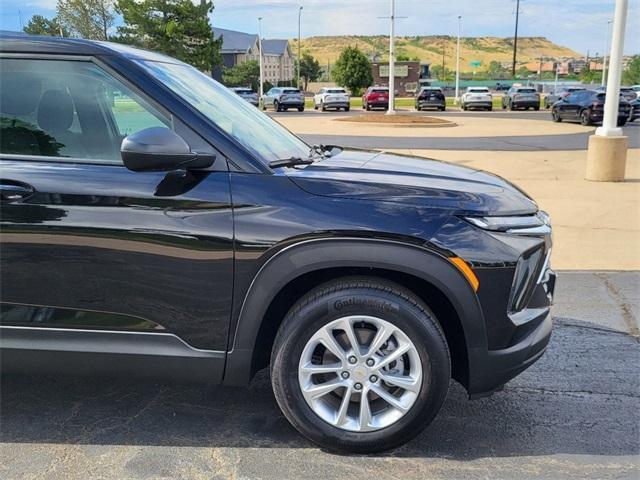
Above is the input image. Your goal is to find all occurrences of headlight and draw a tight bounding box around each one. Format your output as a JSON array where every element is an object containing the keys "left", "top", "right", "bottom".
[{"left": 464, "top": 212, "right": 548, "bottom": 232}]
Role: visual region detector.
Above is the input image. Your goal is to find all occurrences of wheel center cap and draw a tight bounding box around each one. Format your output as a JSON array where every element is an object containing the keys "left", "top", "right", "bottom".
[{"left": 352, "top": 366, "right": 368, "bottom": 381}]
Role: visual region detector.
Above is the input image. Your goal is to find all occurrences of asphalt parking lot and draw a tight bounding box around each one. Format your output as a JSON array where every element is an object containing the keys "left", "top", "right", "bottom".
[{"left": 1, "top": 272, "right": 638, "bottom": 480}]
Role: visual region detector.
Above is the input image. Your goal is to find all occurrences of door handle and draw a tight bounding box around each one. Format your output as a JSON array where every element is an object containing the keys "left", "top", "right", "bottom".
[{"left": 0, "top": 181, "right": 35, "bottom": 202}]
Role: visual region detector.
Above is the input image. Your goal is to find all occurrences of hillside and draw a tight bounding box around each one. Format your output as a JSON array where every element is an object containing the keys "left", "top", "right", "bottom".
[{"left": 291, "top": 36, "right": 581, "bottom": 71}]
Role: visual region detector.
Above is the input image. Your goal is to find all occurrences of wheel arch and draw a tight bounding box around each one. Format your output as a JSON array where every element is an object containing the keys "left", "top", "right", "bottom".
[{"left": 223, "top": 238, "right": 488, "bottom": 392}]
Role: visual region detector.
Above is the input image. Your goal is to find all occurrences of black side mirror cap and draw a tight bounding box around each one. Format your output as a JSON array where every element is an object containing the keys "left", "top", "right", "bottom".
[{"left": 121, "top": 127, "right": 215, "bottom": 172}]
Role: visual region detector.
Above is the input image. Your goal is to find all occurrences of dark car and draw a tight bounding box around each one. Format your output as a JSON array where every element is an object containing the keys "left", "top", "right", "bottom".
[
  {"left": 544, "top": 86, "right": 585, "bottom": 109},
  {"left": 551, "top": 90, "right": 630, "bottom": 126},
  {"left": 495, "top": 82, "right": 511, "bottom": 92},
  {"left": 415, "top": 87, "right": 445, "bottom": 111},
  {"left": 0, "top": 35, "right": 555, "bottom": 454},
  {"left": 502, "top": 86, "right": 541, "bottom": 111},
  {"left": 362, "top": 86, "right": 389, "bottom": 110},
  {"left": 628, "top": 98, "right": 640, "bottom": 122},
  {"left": 230, "top": 87, "right": 259, "bottom": 106}
]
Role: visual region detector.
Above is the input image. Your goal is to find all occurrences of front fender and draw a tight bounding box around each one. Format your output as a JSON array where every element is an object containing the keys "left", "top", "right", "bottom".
[{"left": 223, "top": 238, "right": 488, "bottom": 387}]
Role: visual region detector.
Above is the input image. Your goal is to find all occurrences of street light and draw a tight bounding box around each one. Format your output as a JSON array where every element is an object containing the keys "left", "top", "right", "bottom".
[
  {"left": 258, "top": 17, "right": 264, "bottom": 98},
  {"left": 454, "top": 15, "right": 462, "bottom": 105},
  {"left": 298, "top": 6, "right": 303, "bottom": 90},
  {"left": 387, "top": 0, "right": 396, "bottom": 115},
  {"left": 602, "top": 20, "right": 613, "bottom": 86}
]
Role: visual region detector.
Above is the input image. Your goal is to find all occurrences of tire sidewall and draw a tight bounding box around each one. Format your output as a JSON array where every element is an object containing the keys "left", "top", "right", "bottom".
[{"left": 271, "top": 283, "right": 451, "bottom": 452}]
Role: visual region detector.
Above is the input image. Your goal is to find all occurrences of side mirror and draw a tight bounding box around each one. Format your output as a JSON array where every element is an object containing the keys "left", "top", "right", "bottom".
[{"left": 121, "top": 127, "right": 215, "bottom": 172}]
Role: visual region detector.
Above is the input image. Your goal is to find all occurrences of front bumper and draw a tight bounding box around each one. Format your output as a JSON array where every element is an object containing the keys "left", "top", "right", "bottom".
[
  {"left": 464, "top": 101, "right": 492, "bottom": 108},
  {"left": 323, "top": 101, "right": 350, "bottom": 109},
  {"left": 513, "top": 100, "right": 540, "bottom": 108},
  {"left": 418, "top": 100, "right": 445, "bottom": 109},
  {"left": 469, "top": 271, "right": 555, "bottom": 398}
]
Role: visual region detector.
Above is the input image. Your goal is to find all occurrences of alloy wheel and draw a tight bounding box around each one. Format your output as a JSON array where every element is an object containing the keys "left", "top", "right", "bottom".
[{"left": 298, "top": 315, "right": 423, "bottom": 432}]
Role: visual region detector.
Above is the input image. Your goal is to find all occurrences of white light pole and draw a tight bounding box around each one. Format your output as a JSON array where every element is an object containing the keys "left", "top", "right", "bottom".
[
  {"left": 454, "top": 15, "right": 462, "bottom": 105},
  {"left": 297, "top": 6, "right": 303, "bottom": 90},
  {"left": 258, "top": 17, "right": 264, "bottom": 98},
  {"left": 386, "top": 0, "right": 396, "bottom": 115},
  {"left": 597, "top": 1, "right": 627, "bottom": 137},
  {"left": 602, "top": 20, "right": 612, "bottom": 86},
  {"left": 586, "top": 0, "right": 629, "bottom": 182}
]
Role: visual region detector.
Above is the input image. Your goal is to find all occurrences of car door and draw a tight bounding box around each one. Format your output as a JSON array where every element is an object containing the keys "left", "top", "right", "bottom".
[
  {"left": 558, "top": 93, "right": 577, "bottom": 119},
  {"left": 0, "top": 56, "right": 234, "bottom": 361}
]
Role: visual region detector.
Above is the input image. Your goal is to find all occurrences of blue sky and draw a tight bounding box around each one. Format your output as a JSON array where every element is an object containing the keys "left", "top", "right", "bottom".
[{"left": 1, "top": 0, "right": 638, "bottom": 56}]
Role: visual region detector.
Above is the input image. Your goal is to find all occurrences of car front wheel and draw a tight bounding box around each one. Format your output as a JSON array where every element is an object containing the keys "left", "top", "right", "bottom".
[
  {"left": 270, "top": 277, "right": 451, "bottom": 453},
  {"left": 552, "top": 109, "right": 562, "bottom": 122},
  {"left": 581, "top": 109, "right": 592, "bottom": 126}
]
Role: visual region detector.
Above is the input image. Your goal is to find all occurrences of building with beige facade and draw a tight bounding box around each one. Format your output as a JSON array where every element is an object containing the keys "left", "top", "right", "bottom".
[{"left": 212, "top": 27, "right": 294, "bottom": 85}]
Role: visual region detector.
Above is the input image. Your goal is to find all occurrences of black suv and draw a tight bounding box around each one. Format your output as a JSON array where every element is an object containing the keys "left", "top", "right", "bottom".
[
  {"left": 0, "top": 35, "right": 555, "bottom": 453},
  {"left": 551, "top": 90, "right": 630, "bottom": 126}
]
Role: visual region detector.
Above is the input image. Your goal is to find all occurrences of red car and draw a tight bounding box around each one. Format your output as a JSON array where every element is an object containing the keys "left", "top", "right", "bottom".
[{"left": 362, "top": 86, "right": 389, "bottom": 111}]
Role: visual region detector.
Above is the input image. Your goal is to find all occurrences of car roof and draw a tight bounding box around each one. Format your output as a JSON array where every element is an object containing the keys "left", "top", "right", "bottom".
[{"left": 0, "top": 32, "right": 181, "bottom": 63}]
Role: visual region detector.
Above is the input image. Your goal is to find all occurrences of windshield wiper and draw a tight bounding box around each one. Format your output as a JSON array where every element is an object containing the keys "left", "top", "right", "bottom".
[{"left": 269, "top": 156, "right": 315, "bottom": 169}]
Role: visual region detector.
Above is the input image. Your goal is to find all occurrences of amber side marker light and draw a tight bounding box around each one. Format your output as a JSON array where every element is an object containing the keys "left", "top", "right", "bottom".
[{"left": 449, "top": 257, "right": 480, "bottom": 292}]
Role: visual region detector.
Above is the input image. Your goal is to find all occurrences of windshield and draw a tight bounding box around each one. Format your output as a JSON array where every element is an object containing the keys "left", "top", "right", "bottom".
[
  {"left": 517, "top": 88, "right": 536, "bottom": 93},
  {"left": 327, "top": 89, "right": 346, "bottom": 94},
  {"left": 137, "top": 60, "right": 309, "bottom": 164}
]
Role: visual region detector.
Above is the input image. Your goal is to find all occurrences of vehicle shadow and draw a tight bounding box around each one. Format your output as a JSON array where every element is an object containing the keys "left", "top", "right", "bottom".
[{"left": 1, "top": 318, "right": 638, "bottom": 460}]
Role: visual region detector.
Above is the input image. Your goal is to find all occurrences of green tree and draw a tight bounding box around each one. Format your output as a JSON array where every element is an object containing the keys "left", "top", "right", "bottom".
[
  {"left": 580, "top": 64, "right": 602, "bottom": 84},
  {"left": 115, "top": 0, "right": 222, "bottom": 72},
  {"left": 297, "top": 52, "right": 321, "bottom": 91},
  {"left": 622, "top": 55, "right": 640, "bottom": 85},
  {"left": 23, "top": 14, "right": 69, "bottom": 37},
  {"left": 332, "top": 46, "right": 372, "bottom": 96},
  {"left": 223, "top": 60, "right": 260, "bottom": 91},
  {"left": 57, "top": 0, "right": 115, "bottom": 40},
  {"left": 486, "top": 60, "right": 508, "bottom": 79}
]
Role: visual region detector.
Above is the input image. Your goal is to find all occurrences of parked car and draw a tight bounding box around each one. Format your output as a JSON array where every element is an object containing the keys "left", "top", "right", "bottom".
[
  {"left": 362, "top": 86, "right": 389, "bottom": 110},
  {"left": 596, "top": 86, "right": 637, "bottom": 102},
  {"left": 261, "top": 87, "right": 305, "bottom": 112},
  {"left": 628, "top": 98, "right": 640, "bottom": 122},
  {"left": 551, "top": 90, "right": 630, "bottom": 126},
  {"left": 495, "top": 82, "right": 511, "bottom": 92},
  {"left": 415, "top": 86, "right": 446, "bottom": 111},
  {"left": 502, "top": 86, "right": 541, "bottom": 110},
  {"left": 230, "top": 87, "right": 259, "bottom": 106},
  {"left": 544, "top": 86, "right": 585, "bottom": 109},
  {"left": 460, "top": 87, "right": 493, "bottom": 111},
  {"left": 631, "top": 85, "right": 640, "bottom": 98},
  {"left": 0, "top": 34, "right": 556, "bottom": 454},
  {"left": 313, "top": 87, "right": 350, "bottom": 111}
]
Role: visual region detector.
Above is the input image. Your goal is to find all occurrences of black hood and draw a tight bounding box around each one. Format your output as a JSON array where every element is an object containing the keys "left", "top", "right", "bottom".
[{"left": 284, "top": 149, "right": 538, "bottom": 216}]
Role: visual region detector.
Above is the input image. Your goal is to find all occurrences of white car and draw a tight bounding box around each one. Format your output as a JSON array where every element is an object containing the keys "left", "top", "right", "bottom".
[
  {"left": 460, "top": 87, "right": 493, "bottom": 111},
  {"left": 313, "top": 87, "right": 350, "bottom": 111}
]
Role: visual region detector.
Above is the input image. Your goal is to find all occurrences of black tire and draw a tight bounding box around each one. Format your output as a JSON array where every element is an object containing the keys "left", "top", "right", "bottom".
[
  {"left": 441, "top": 106, "right": 446, "bottom": 111},
  {"left": 509, "top": 101, "right": 515, "bottom": 111},
  {"left": 366, "top": 103, "right": 371, "bottom": 111},
  {"left": 618, "top": 117, "right": 627, "bottom": 127},
  {"left": 314, "top": 104, "right": 318, "bottom": 110},
  {"left": 534, "top": 106, "right": 540, "bottom": 111},
  {"left": 270, "top": 277, "right": 451, "bottom": 453},
  {"left": 274, "top": 100, "right": 281, "bottom": 112},
  {"left": 581, "top": 109, "right": 592, "bottom": 126},
  {"left": 502, "top": 101, "right": 507, "bottom": 110},
  {"left": 345, "top": 106, "right": 350, "bottom": 112},
  {"left": 487, "top": 106, "right": 493, "bottom": 111},
  {"left": 298, "top": 107, "right": 304, "bottom": 112},
  {"left": 552, "top": 109, "right": 562, "bottom": 122},
  {"left": 545, "top": 100, "right": 550, "bottom": 109},
  {"left": 321, "top": 102, "right": 326, "bottom": 112}
]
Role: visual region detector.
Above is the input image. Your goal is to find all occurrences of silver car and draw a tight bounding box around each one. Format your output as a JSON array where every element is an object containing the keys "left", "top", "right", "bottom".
[
  {"left": 230, "top": 87, "right": 259, "bottom": 107},
  {"left": 544, "top": 86, "right": 585, "bottom": 109},
  {"left": 261, "top": 87, "right": 305, "bottom": 112}
]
